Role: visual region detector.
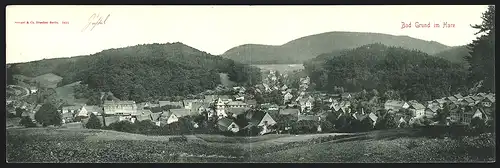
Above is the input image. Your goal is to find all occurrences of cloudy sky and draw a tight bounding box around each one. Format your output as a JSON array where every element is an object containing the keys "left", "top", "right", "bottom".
[{"left": 6, "top": 5, "right": 489, "bottom": 63}]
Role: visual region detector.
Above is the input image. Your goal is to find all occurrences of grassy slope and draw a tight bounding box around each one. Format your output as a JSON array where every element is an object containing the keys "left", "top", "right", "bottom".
[
  {"left": 250, "top": 129, "right": 496, "bottom": 163},
  {"left": 6, "top": 128, "right": 495, "bottom": 163},
  {"left": 54, "top": 81, "right": 88, "bottom": 106}
]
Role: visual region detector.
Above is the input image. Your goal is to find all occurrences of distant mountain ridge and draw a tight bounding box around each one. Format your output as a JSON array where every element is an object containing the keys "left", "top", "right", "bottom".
[{"left": 221, "top": 31, "right": 455, "bottom": 64}]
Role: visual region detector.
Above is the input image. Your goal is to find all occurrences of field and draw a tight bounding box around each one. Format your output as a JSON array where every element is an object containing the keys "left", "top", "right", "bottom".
[
  {"left": 219, "top": 73, "right": 236, "bottom": 87},
  {"left": 54, "top": 81, "right": 88, "bottom": 106},
  {"left": 252, "top": 64, "right": 304, "bottom": 74},
  {"left": 6, "top": 128, "right": 495, "bottom": 163}
]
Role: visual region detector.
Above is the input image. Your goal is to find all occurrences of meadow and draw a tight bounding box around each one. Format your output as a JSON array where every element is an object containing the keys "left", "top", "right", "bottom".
[{"left": 6, "top": 127, "right": 495, "bottom": 163}]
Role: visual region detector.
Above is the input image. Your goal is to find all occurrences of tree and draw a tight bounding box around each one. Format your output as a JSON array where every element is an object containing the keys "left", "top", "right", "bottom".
[
  {"left": 19, "top": 116, "right": 36, "bottom": 128},
  {"left": 374, "top": 113, "right": 397, "bottom": 130},
  {"left": 85, "top": 113, "right": 102, "bottom": 129},
  {"left": 465, "top": 5, "right": 495, "bottom": 92},
  {"left": 34, "top": 103, "right": 62, "bottom": 127}
]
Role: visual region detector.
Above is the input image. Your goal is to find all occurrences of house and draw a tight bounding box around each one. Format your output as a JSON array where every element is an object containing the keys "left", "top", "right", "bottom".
[
  {"left": 226, "top": 107, "right": 250, "bottom": 118},
  {"left": 29, "top": 86, "right": 38, "bottom": 94},
  {"left": 162, "top": 111, "right": 180, "bottom": 125},
  {"left": 245, "top": 99, "right": 257, "bottom": 107},
  {"left": 298, "top": 115, "right": 321, "bottom": 122},
  {"left": 190, "top": 102, "right": 211, "bottom": 114},
  {"left": 454, "top": 93, "right": 464, "bottom": 100},
  {"left": 339, "top": 101, "right": 352, "bottom": 113},
  {"left": 481, "top": 95, "right": 495, "bottom": 107},
  {"left": 281, "top": 85, "right": 288, "bottom": 91},
  {"left": 214, "top": 98, "right": 228, "bottom": 118},
  {"left": 217, "top": 118, "right": 240, "bottom": 133},
  {"left": 408, "top": 102, "right": 426, "bottom": 117},
  {"left": 298, "top": 97, "right": 314, "bottom": 113},
  {"left": 330, "top": 102, "right": 342, "bottom": 112},
  {"left": 396, "top": 116, "right": 408, "bottom": 128},
  {"left": 158, "top": 101, "right": 183, "bottom": 108},
  {"left": 135, "top": 113, "right": 153, "bottom": 122},
  {"left": 384, "top": 100, "right": 409, "bottom": 111},
  {"left": 341, "top": 93, "right": 352, "bottom": 100},
  {"left": 31, "top": 104, "right": 42, "bottom": 113},
  {"left": 279, "top": 108, "right": 300, "bottom": 117},
  {"left": 283, "top": 92, "right": 293, "bottom": 104},
  {"left": 463, "top": 97, "right": 477, "bottom": 106},
  {"left": 32, "top": 73, "right": 63, "bottom": 88},
  {"left": 137, "top": 109, "right": 153, "bottom": 115},
  {"left": 204, "top": 95, "right": 218, "bottom": 104},
  {"left": 368, "top": 112, "right": 378, "bottom": 126},
  {"left": 234, "top": 95, "right": 245, "bottom": 101},
  {"left": 432, "top": 99, "right": 448, "bottom": 108},
  {"left": 21, "top": 111, "right": 35, "bottom": 122},
  {"left": 445, "top": 96, "right": 458, "bottom": 103},
  {"left": 268, "top": 104, "right": 279, "bottom": 111},
  {"left": 150, "top": 112, "right": 163, "bottom": 126},
  {"left": 78, "top": 105, "right": 104, "bottom": 117},
  {"left": 317, "top": 112, "right": 329, "bottom": 121},
  {"left": 103, "top": 100, "right": 137, "bottom": 115},
  {"left": 182, "top": 99, "right": 204, "bottom": 109},
  {"left": 102, "top": 116, "right": 121, "bottom": 127},
  {"left": 449, "top": 107, "right": 474, "bottom": 124},
  {"left": 423, "top": 105, "right": 439, "bottom": 118},
  {"left": 169, "top": 108, "right": 195, "bottom": 118},
  {"left": 62, "top": 105, "right": 81, "bottom": 114},
  {"left": 473, "top": 108, "right": 493, "bottom": 121},
  {"left": 245, "top": 111, "right": 277, "bottom": 135},
  {"left": 61, "top": 112, "right": 74, "bottom": 124},
  {"left": 226, "top": 101, "right": 248, "bottom": 108}
]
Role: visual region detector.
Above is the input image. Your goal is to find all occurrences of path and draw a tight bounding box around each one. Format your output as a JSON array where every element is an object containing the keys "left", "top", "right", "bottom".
[{"left": 7, "top": 85, "right": 30, "bottom": 99}]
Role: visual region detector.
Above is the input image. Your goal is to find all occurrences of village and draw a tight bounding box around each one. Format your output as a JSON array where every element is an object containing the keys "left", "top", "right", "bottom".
[{"left": 6, "top": 69, "right": 496, "bottom": 136}]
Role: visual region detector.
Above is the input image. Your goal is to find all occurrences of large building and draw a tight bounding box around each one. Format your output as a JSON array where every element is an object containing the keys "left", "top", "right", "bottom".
[{"left": 103, "top": 100, "right": 138, "bottom": 115}]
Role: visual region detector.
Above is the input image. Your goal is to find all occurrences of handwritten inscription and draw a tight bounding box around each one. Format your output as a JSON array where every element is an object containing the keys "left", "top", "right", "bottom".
[
  {"left": 81, "top": 13, "right": 111, "bottom": 32},
  {"left": 14, "top": 21, "right": 70, "bottom": 24},
  {"left": 401, "top": 22, "right": 456, "bottom": 29}
]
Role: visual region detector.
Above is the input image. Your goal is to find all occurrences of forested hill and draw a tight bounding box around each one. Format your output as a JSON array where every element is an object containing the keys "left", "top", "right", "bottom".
[
  {"left": 304, "top": 43, "right": 469, "bottom": 102},
  {"left": 221, "top": 31, "right": 452, "bottom": 64},
  {"left": 433, "top": 45, "right": 471, "bottom": 67},
  {"left": 7, "top": 42, "right": 261, "bottom": 102}
]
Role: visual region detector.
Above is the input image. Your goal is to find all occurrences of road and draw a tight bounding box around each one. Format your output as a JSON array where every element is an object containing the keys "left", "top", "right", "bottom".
[{"left": 7, "top": 85, "right": 30, "bottom": 99}]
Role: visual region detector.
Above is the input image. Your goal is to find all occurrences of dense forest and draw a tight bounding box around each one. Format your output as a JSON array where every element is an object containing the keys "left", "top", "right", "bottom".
[
  {"left": 304, "top": 43, "right": 469, "bottom": 102},
  {"left": 7, "top": 42, "right": 261, "bottom": 102}
]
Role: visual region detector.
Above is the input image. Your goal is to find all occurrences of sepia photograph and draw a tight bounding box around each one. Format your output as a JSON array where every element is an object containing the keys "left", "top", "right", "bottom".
[{"left": 5, "top": 5, "right": 495, "bottom": 163}]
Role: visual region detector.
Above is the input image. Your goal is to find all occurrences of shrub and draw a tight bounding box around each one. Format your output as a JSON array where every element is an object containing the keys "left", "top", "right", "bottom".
[
  {"left": 291, "top": 120, "right": 319, "bottom": 134},
  {"left": 34, "top": 103, "right": 62, "bottom": 127},
  {"left": 107, "top": 121, "right": 137, "bottom": 133},
  {"left": 15, "top": 108, "right": 25, "bottom": 118},
  {"left": 320, "top": 120, "right": 335, "bottom": 133},
  {"left": 85, "top": 113, "right": 102, "bottom": 129},
  {"left": 470, "top": 117, "right": 486, "bottom": 134},
  {"left": 169, "top": 136, "right": 188, "bottom": 142},
  {"left": 19, "top": 116, "right": 36, "bottom": 128}
]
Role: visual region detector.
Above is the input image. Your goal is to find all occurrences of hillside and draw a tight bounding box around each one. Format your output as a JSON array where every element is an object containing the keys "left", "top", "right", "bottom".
[
  {"left": 7, "top": 43, "right": 261, "bottom": 102},
  {"left": 433, "top": 45, "right": 471, "bottom": 67},
  {"left": 221, "top": 31, "right": 452, "bottom": 64},
  {"left": 304, "top": 43, "right": 469, "bottom": 101}
]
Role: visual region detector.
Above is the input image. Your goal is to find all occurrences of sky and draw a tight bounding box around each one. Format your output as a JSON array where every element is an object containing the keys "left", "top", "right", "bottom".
[{"left": 6, "top": 5, "right": 489, "bottom": 64}]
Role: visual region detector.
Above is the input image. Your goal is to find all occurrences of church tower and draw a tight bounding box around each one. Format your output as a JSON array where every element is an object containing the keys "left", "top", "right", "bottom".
[{"left": 215, "top": 98, "right": 227, "bottom": 118}]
